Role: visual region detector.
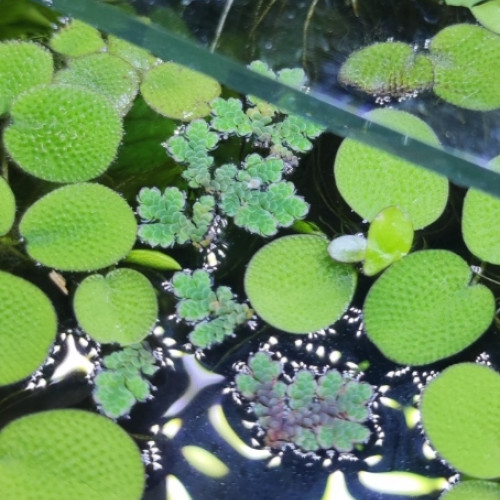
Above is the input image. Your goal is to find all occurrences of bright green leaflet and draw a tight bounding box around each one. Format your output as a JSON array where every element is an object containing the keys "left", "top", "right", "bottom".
[
  {"left": 327, "top": 234, "right": 367, "bottom": 263},
  {"left": 0, "top": 41, "right": 53, "bottom": 115},
  {"left": 440, "top": 480, "right": 500, "bottom": 500},
  {"left": 421, "top": 363, "right": 500, "bottom": 479},
  {"left": 430, "top": 24, "right": 500, "bottom": 111},
  {"left": 49, "top": 19, "right": 105, "bottom": 57},
  {"left": 236, "top": 352, "right": 373, "bottom": 453},
  {"left": 0, "top": 177, "right": 15, "bottom": 236},
  {"left": 444, "top": 0, "right": 481, "bottom": 6},
  {"left": 244, "top": 235, "right": 357, "bottom": 334},
  {"left": 0, "top": 409, "right": 145, "bottom": 500},
  {"left": 338, "top": 41, "right": 433, "bottom": 97},
  {"left": 471, "top": 0, "right": 500, "bottom": 34},
  {"left": 334, "top": 109, "right": 448, "bottom": 230},
  {"left": 74, "top": 268, "right": 158, "bottom": 345},
  {"left": 141, "top": 62, "right": 221, "bottom": 121},
  {"left": 93, "top": 343, "right": 159, "bottom": 418},
  {"left": 123, "top": 249, "right": 181, "bottom": 271},
  {"left": 20, "top": 183, "right": 137, "bottom": 272},
  {"left": 363, "top": 206, "right": 414, "bottom": 276},
  {"left": 364, "top": 250, "right": 494, "bottom": 365},
  {"left": 172, "top": 269, "right": 252, "bottom": 348},
  {"left": 0, "top": 271, "right": 56, "bottom": 386},
  {"left": 5, "top": 84, "right": 123, "bottom": 183},
  {"left": 54, "top": 53, "right": 140, "bottom": 116}
]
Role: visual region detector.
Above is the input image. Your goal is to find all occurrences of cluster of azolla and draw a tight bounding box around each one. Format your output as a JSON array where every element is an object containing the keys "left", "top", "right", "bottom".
[
  {"left": 235, "top": 352, "right": 374, "bottom": 454},
  {"left": 93, "top": 343, "right": 159, "bottom": 419},
  {"left": 137, "top": 62, "right": 324, "bottom": 244},
  {"left": 172, "top": 269, "right": 253, "bottom": 348}
]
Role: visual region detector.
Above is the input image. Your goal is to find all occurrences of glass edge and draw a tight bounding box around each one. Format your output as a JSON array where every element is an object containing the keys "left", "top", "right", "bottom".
[{"left": 30, "top": 0, "right": 500, "bottom": 197}]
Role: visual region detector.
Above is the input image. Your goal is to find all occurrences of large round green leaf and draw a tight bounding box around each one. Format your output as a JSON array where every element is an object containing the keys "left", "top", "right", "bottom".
[
  {"left": 0, "top": 271, "right": 56, "bottom": 386},
  {"left": 421, "top": 363, "right": 500, "bottom": 479},
  {"left": 0, "top": 177, "right": 15, "bottom": 236},
  {"left": 244, "top": 235, "right": 357, "bottom": 334},
  {"left": 430, "top": 24, "right": 500, "bottom": 111},
  {"left": 0, "top": 41, "right": 53, "bottom": 115},
  {"left": 20, "top": 183, "right": 137, "bottom": 272},
  {"left": 49, "top": 19, "right": 105, "bottom": 57},
  {"left": 0, "top": 409, "right": 145, "bottom": 500},
  {"left": 141, "top": 62, "right": 221, "bottom": 121},
  {"left": 74, "top": 268, "right": 158, "bottom": 345},
  {"left": 364, "top": 250, "right": 494, "bottom": 365},
  {"left": 334, "top": 109, "right": 448, "bottom": 230},
  {"left": 5, "top": 84, "right": 123, "bottom": 183},
  {"left": 339, "top": 41, "right": 433, "bottom": 97},
  {"left": 55, "top": 53, "right": 140, "bottom": 116},
  {"left": 462, "top": 158, "right": 500, "bottom": 264},
  {"left": 440, "top": 481, "right": 500, "bottom": 500},
  {"left": 471, "top": 0, "right": 500, "bottom": 35}
]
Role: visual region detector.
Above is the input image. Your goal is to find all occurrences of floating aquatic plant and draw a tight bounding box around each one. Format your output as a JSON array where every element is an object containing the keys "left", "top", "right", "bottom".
[
  {"left": 74, "top": 268, "right": 158, "bottom": 345},
  {"left": 338, "top": 41, "right": 433, "bottom": 98},
  {"left": 0, "top": 409, "right": 145, "bottom": 500},
  {"left": 137, "top": 186, "right": 215, "bottom": 247},
  {"left": 470, "top": 0, "right": 500, "bottom": 35},
  {"left": 440, "top": 480, "right": 500, "bottom": 500},
  {"left": 0, "top": 41, "right": 53, "bottom": 115},
  {"left": 0, "top": 177, "right": 15, "bottom": 236},
  {"left": 328, "top": 206, "right": 414, "bottom": 276},
  {"left": 93, "top": 343, "right": 159, "bottom": 419},
  {"left": 364, "top": 250, "right": 494, "bottom": 365},
  {"left": 20, "top": 183, "right": 137, "bottom": 271},
  {"left": 420, "top": 363, "right": 500, "bottom": 479},
  {"left": 172, "top": 269, "right": 252, "bottom": 348},
  {"left": 49, "top": 19, "right": 106, "bottom": 57},
  {"left": 244, "top": 235, "right": 357, "bottom": 334},
  {"left": 430, "top": 24, "right": 500, "bottom": 111},
  {"left": 141, "top": 61, "right": 221, "bottom": 121},
  {"left": 107, "top": 34, "right": 157, "bottom": 74},
  {"left": 0, "top": 270, "right": 56, "bottom": 386},
  {"left": 235, "top": 352, "right": 373, "bottom": 453},
  {"left": 123, "top": 249, "right": 181, "bottom": 271},
  {"left": 54, "top": 53, "right": 140, "bottom": 116},
  {"left": 334, "top": 109, "right": 448, "bottom": 230},
  {"left": 5, "top": 84, "right": 123, "bottom": 183},
  {"left": 462, "top": 157, "right": 500, "bottom": 264}
]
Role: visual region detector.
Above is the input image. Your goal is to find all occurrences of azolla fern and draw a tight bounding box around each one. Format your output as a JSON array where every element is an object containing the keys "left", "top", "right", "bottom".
[
  {"left": 235, "top": 352, "right": 374, "bottom": 454},
  {"left": 172, "top": 269, "right": 253, "bottom": 348},
  {"left": 137, "top": 61, "right": 324, "bottom": 244}
]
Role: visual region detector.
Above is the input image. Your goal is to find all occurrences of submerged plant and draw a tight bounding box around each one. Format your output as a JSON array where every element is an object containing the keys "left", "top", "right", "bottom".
[
  {"left": 235, "top": 352, "right": 374, "bottom": 453},
  {"left": 172, "top": 269, "right": 252, "bottom": 348},
  {"left": 93, "top": 343, "right": 159, "bottom": 419}
]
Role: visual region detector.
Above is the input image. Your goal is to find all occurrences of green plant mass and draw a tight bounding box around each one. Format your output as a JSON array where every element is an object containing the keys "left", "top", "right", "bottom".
[
  {"left": 0, "top": 176, "right": 15, "bottom": 236},
  {"left": 74, "top": 268, "right": 158, "bottom": 345},
  {"left": 338, "top": 41, "right": 433, "bottom": 98},
  {"left": 20, "top": 183, "right": 137, "bottom": 271},
  {"left": 440, "top": 480, "right": 500, "bottom": 500},
  {"left": 93, "top": 343, "right": 159, "bottom": 418},
  {"left": 420, "top": 363, "right": 500, "bottom": 479},
  {"left": 0, "top": 271, "right": 56, "bottom": 386},
  {"left": 364, "top": 250, "right": 494, "bottom": 365},
  {"left": 334, "top": 109, "right": 449, "bottom": 229},
  {"left": 430, "top": 24, "right": 500, "bottom": 111},
  {"left": 244, "top": 235, "right": 357, "bottom": 334},
  {"left": 49, "top": 19, "right": 105, "bottom": 57},
  {"left": 5, "top": 84, "right": 123, "bottom": 183},
  {"left": 0, "top": 409, "right": 145, "bottom": 500},
  {"left": 0, "top": 41, "right": 53, "bottom": 115},
  {"left": 236, "top": 352, "right": 373, "bottom": 453},
  {"left": 141, "top": 61, "right": 221, "bottom": 120}
]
